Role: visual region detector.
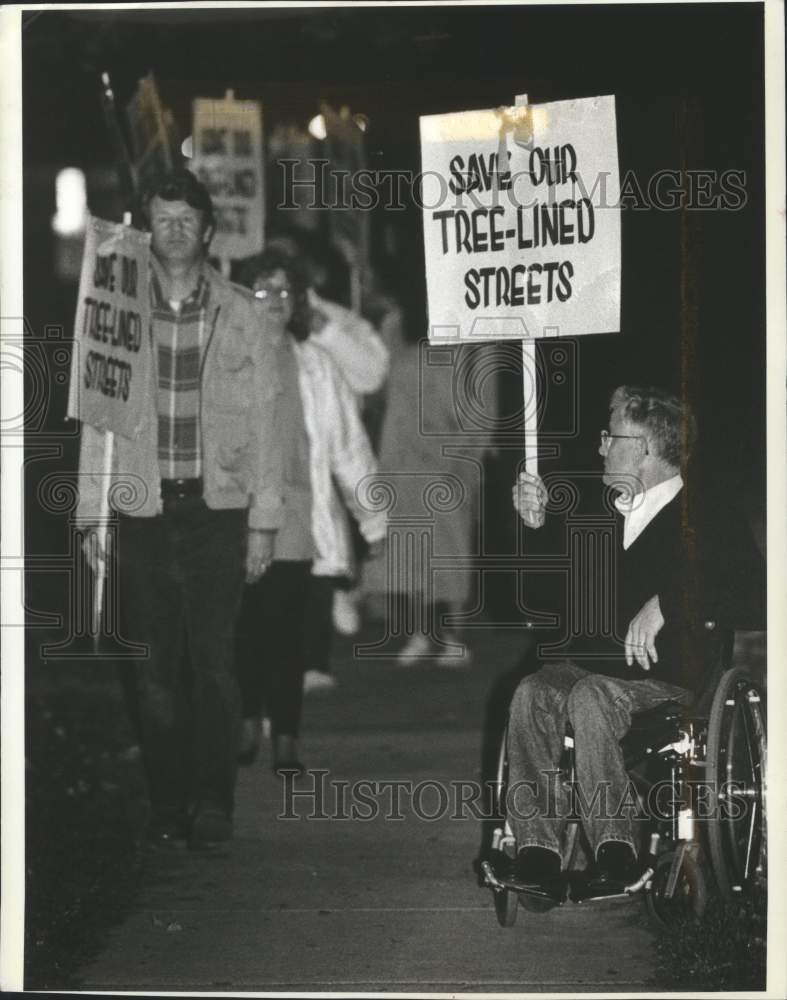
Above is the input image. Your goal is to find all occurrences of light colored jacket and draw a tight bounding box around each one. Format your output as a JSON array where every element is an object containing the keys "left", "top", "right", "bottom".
[
  {"left": 291, "top": 339, "right": 385, "bottom": 576},
  {"left": 76, "top": 263, "right": 284, "bottom": 531},
  {"left": 307, "top": 290, "right": 389, "bottom": 397}
]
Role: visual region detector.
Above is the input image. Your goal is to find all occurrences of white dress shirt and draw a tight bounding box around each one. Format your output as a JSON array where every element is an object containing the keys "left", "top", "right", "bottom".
[{"left": 614, "top": 474, "right": 683, "bottom": 550}]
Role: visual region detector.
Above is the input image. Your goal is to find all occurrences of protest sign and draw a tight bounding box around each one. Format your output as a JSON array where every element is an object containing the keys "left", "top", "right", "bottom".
[
  {"left": 125, "top": 72, "right": 179, "bottom": 190},
  {"left": 420, "top": 95, "right": 620, "bottom": 342},
  {"left": 322, "top": 103, "right": 370, "bottom": 283},
  {"left": 67, "top": 215, "right": 151, "bottom": 440},
  {"left": 190, "top": 93, "right": 265, "bottom": 264}
]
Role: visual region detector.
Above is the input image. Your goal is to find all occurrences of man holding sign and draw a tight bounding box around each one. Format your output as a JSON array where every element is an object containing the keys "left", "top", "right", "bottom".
[
  {"left": 77, "top": 170, "right": 283, "bottom": 850},
  {"left": 507, "top": 385, "right": 704, "bottom": 891}
]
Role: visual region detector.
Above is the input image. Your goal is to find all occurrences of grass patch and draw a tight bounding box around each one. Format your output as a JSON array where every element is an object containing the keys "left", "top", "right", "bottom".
[
  {"left": 654, "top": 884, "right": 767, "bottom": 991},
  {"left": 24, "top": 671, "right": 147, "bottom": 989}
]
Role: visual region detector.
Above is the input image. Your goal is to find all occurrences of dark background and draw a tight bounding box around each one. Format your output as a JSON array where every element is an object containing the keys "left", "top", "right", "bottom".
[{"left": 22, "top": 3, "right": 766, "bottom": 628}]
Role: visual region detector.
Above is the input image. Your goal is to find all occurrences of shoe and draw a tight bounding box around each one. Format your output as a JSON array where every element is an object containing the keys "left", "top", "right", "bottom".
[
  {"left": 591, "top": 841, "right": 639, "bottom": 886},
  {"left": 272, "top": 734, "right": 304, "bottom": 776},
  {"left": 303, "top": 669, "right": 337, "bottom": 694},
  {"left": 333, "top": 589, "right": 361, "bottom": 636},
  {"left": 237, "top": 717, "right": 262, "bottom": 765},
  {"left": 396, "top": 633, "right": 432, "bottom": 661},
  {"left": 189, "top": 804, "right": 232, "bottom": 850},
  {"left": 513, "top": 846, "right": 562, "bottom": 884}
]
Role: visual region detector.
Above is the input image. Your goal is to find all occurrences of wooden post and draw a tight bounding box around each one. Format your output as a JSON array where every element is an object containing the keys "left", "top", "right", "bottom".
[
  {"left": 92, "top": 428, "right": 114, "bottom": 646},
  {"left": 148, "top": 75, "right": 173, "bottom": 172},
  {"left": 514, "top": 95, "right": 540, "bottom": 485}
]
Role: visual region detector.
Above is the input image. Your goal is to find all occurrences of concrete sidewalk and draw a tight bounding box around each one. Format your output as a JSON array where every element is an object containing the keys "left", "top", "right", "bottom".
[{"left": 80, "top": 628, "right": 659, "bottom": 993}]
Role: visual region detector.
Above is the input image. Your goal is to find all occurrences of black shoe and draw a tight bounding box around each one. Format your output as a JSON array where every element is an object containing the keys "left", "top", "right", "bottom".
[
  {"left": 513, "top": 846, "right": 562, "bottom": 884},
  {"left": 189, "top": 804, "right": 232, "bottom": 850},
  {"left": 592, "top": 841, "right": 639, "bottom": 886}
]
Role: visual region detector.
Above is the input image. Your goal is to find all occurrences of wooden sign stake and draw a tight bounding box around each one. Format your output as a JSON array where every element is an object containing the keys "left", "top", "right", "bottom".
[{"left": 514, "top": 94, "right": 539, "bottom": 482}]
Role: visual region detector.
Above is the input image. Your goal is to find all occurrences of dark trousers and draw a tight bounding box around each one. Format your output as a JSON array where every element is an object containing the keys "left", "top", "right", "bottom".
[
  {"left": 301, "top": 575, "right": 337, "bottom": 675},
  {"left": 507, "top": 662, "right": 690, "bottom": 860},
  {"left": 117, "top": 499, "right": 247, "bottom": 820},
  {"left": 236, "top": 560, "right": 313, "bottom": 738}
]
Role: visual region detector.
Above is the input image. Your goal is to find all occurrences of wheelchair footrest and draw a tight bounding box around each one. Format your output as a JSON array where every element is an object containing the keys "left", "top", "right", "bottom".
[
  {"left": 481, "top": 860, "right": 567, "bottom": 903},
  {"left": 568, "top": 868, "right": 652, "bottom": 903}
]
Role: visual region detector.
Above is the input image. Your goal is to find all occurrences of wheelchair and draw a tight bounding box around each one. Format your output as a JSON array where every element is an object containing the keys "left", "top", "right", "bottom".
[{"left": 481, "top": 642, "right": 767, "bottom": 928}]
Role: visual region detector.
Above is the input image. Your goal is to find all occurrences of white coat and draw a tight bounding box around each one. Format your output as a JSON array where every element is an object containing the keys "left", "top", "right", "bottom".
[{"left": 293, "top": 339, "right": 385, "bottom": 577}]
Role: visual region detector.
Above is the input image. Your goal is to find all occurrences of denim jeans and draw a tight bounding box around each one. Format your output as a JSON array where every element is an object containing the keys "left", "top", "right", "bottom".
[
  {"left": 506, "top": 662, "right": 690, "bottom": 861},
  {"left": 117, "top": 499, "right": 247, "bottom": 821}
]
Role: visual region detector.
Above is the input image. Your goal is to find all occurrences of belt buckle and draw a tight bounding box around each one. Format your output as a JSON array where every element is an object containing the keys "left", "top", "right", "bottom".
[{"left": 162, "top": 477, "right": 201, "bottom": 501}]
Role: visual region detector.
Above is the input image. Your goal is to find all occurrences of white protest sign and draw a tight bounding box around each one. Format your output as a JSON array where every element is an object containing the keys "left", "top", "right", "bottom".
[
  {"left": 420, "top": 95, "right": 620, "bottom": 342},
  {"left": 191, "top": 93, "right": 265, "bottom": 263},
  {"left": 67, "top": 215, "right": 151, "bottom": 439}
]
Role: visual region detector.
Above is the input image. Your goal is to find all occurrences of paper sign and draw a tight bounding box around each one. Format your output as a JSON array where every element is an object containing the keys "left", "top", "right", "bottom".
[
  {"left": 420, "top": 95, "right": 620, "bottom": 342},
  {"left": 322, "top": 103, "right": 369, "bottom": 271},
  {"left": 125, "top": 72, "right": 178, "bottom": 189},
  {"left": 67, "top": 216, "right": 152, "bottom": 439},
  {"left": 191, "top": 95, "right": 265, "bottom": 262}
]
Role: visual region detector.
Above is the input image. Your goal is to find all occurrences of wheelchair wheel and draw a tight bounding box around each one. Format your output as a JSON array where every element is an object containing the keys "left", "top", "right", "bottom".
[
  {"left": 705, "top": 667, "right": 767, "bottom": 899},
  {"left": 645, "top": 849, "right": 709, "bottom": 927},
  {"left": 491, "top": 725, "right": 518, "bottom": 926},
  {"left": 517, "top": 892, "right": 556, "bottom": 914},
  {"left": 493, "top": 723, "right": 509, "bottom": 818},
  {"left": 493, "top": 841, "right": 519, "bottom": 927},
  {"left": 494, "top": 884, "right": 519, "bottom": 927}
]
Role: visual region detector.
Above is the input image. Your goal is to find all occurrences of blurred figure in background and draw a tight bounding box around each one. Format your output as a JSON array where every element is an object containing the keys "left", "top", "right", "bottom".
[
  {"left": 363, "top": 274, "right": 499, "bottom": 667},
  {"left": 235, "top": 249, "right": 385, "bottom": 770},
  {"left": 267, "top": 232, "right": 390, "bottom": 691},
  {"left": 305, "top": 281, "right": 390, "bottom": 648}
]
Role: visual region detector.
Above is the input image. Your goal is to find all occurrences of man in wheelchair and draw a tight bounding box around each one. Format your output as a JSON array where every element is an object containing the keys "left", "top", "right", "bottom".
[{"left": 508, "top": 385, "right": 703, "bottom": 895}]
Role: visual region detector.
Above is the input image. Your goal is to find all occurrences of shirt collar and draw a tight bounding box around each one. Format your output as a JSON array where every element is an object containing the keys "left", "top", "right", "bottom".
[
  {"left": 614, "top": 473, "right": 683, "bottom": 550},
  {"left": 150, "top": 255, "right": 210, "bottom": 312}
]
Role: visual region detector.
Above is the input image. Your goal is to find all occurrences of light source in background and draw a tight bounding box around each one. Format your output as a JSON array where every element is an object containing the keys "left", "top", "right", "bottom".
[
  {"left": 181, "top": 135, "right": 193, "bottom": 158},
  {"left": 52, "top": 167, "right": 88, "bottom": 282},
  {"left": 307, "top": 114, "right": 327, "bottom": 140},
  {"left": 51, "top": 167, "right": 87, "bottom": 237},
  {"left": 309, "top": 110, "right": 367, "bottom": 139}
]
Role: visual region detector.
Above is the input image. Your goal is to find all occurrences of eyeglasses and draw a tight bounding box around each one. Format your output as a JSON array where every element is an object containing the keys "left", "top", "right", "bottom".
[
  {"left": 253, "top": 287, "right": 290, "bottom": 301},
  {"left": 600, "top": 430, "right": 649, "bottom": 455}
]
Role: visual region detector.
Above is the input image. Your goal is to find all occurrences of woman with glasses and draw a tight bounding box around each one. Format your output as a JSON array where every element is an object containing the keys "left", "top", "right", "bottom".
[{"left": 234, "top": 249, "right": 385, "bottom": 772}]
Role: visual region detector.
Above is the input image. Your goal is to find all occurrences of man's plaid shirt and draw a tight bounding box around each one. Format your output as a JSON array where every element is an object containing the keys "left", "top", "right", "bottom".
[{"left": 152, "top": 270, "right": 214, "bottom": 481}]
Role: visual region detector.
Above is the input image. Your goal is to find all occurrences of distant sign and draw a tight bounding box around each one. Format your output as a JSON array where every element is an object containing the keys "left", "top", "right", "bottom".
[
  {"left": 125, "top": 72, "right": 179, "bottom": 189},
  {"left": 322, "top": 103, "right": 369, "bottom": 271},
  {"left": 191, "top": 95, "right": 265, "bottom": 262},
  {"left": 67, "top": 216, "right": 151, "bottom": 439},
  {"left": 420, "top": 95, "right": 620, "bottom": 342}
]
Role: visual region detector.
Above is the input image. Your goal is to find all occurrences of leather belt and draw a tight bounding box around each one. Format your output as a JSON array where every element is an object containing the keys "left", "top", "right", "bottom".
[{"left": 161, "top": 477, "right": 203, "bottom": 500}]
